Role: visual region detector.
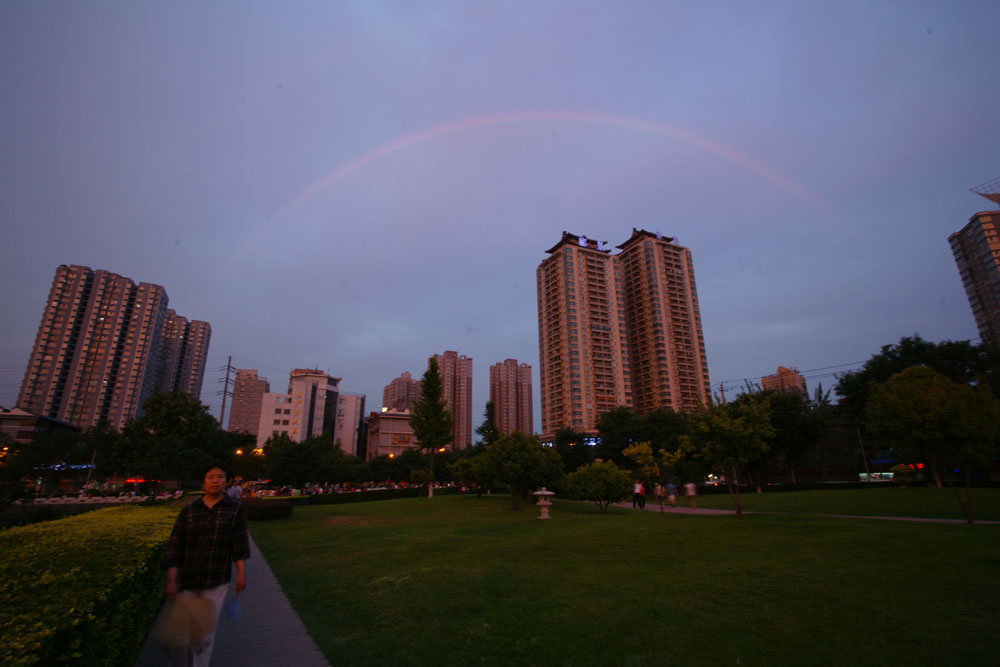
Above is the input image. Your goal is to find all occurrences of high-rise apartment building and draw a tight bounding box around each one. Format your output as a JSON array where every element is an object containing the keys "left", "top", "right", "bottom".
[
  {"left": 334, "top": 392, "right": 366, "bottom": 457},
  {"left": 762, "top": 366, "right": 807, "bottom": 394},
  {"left": 383, "top": 371, "right": 421, "bottom": 412},
  {"left": 227, "top": 369, "right": 270, "bottom": 436},
  {"left": 17, "top": 265, "right": 210, "bottom": 431},
  {"left": 950, "top": 208, "right": 1000, "bottom": 345},
  {"left": 158, "top": 310, "right": 212, "bottom": 397},
  {"left": 431, "top": 351, "right": 473, "bottom": 450},
  {"left": 489, "top": 359, "right": 533, "bottom": 435},
  {"left": 256, "top": 369, "right": 339, "bottom": 448},
  {"left": 618, "top": 229, "right": 710, "bottom": 413},
  {"left": 537, "top": 231, "right": 710, "bottom": 436}
]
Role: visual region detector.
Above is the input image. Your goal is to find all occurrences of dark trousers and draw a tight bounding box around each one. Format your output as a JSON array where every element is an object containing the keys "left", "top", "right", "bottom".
[{"left": 633, "top": 493, "right": 645, "bottom": 508}]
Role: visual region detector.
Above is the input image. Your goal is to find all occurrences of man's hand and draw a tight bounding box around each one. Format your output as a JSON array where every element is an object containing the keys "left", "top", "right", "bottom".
[
  {"left": 165, "top": 567, "right": 178, "bottom": 598},
  {"left": 234, "top": 561, "right": 247, "bottom": 593}
]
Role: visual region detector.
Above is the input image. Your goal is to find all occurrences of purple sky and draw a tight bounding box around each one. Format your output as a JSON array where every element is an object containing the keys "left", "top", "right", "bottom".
[{"left": 2, "top": 1, "right": 998, "bottom": 434}]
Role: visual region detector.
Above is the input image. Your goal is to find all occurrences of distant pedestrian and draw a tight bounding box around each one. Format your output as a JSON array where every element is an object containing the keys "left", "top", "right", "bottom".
[
  {"left": 226, "top": 480, "right": 242, "bottom": 499},
  {"left": 653, "top": 483, "right": 666, "bottom": 513},
  {"left": 666, "top": 482, "right": 677, "bottom": 507},
  {"left": 685, "top": 482, "right": 697, "bottom": 510},
  {"left": 632, "top": 481, "right": 646, "bottom": 509}
]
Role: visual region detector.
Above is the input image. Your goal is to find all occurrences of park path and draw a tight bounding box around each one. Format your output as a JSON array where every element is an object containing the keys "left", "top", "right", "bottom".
[
  {"left": 618, "top": 500, "right": 1000, "bottom": 524},
  {"left": 134, "top": 532, "right": 329, "bottom": 667}
]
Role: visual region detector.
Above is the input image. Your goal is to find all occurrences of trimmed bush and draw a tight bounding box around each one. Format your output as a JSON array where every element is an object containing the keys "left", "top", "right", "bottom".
[
  {"left": 307, "top": 486, "right": 458, "bottom": 505},
  {"left": 0, "top": 504, "right": 178, "bottom": 666}
]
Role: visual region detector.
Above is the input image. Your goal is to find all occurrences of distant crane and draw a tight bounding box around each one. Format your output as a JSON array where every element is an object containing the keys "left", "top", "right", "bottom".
[{"left": 970, "top": 177, "right": 1000, "bottom": 206}]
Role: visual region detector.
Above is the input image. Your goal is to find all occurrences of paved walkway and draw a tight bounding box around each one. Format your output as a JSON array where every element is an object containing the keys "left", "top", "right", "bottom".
[{"left": 134, "top": 533, "right": 329, "bottom": 667}]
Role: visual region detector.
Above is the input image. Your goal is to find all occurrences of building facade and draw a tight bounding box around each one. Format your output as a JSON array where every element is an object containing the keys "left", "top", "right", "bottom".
[
  {"left": 537, "top": 231, "right": 710, "bottom": 436},
  {"left": 382, "top": 371, "right": 421, "bottom": 412},
  {"left": 0, "top": 405, "right": 80, "bottom": 444},
  {"left": 334, "top": 392, "right": 367, "bottom": 457},
  {"left": 761, "top": 366, "right": 807, "bottom": 394},
  {"left": 17, "top": 265, "right": 210, "bottom": 431},
  {"left": 950, "top": 210, "right": 1000, "bottom": 345},
  {"left": 227, "top": 369, "right": 270, "bottom": 436},
  {"left": 256, "top": 369, "right": 340, "bottom": 448},
  {"left": 365, "top": 409, "right": 418, "bottom": 460},
  {"left": 158, "top": 310, "right": 212, "bottom": 397},
  {"left": 489, "top": 359, "right": 533, "bottom": 435},
  {"left": 432, "top": 351, "right": 473, "bottom": 450}
]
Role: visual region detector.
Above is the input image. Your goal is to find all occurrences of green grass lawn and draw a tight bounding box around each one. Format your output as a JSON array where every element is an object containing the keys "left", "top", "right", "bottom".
[
  {"left": 690, "top": 485, "right": 1000, "bottom": 521},
  {"left": 251, "top": 492, "right": 1000, "bottom": 666}
]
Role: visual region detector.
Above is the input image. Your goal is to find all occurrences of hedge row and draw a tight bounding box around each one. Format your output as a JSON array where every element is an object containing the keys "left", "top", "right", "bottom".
[
  {"left": 0, "top": 505, "right": 179, "bottom": 666},
  {"left": 306, "top": 486, "right": 459, "bottom": 505}
]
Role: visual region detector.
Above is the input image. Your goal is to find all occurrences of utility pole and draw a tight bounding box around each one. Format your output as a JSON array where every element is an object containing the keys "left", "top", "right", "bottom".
[{"left": 218, "top": 356, "right": 233, "bottom": 427}]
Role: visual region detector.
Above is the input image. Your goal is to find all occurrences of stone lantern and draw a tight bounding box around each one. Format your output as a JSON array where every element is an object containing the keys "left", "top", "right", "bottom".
[{"left": 533, "top": 487, "right": 555, "bottom": 520}]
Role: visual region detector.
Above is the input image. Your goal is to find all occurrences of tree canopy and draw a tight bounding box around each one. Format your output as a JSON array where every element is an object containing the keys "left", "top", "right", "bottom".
[
  {"left": 865, "top": 365, "right": 1000, "bottom": 521},
  {"left": 835, "top": 335, "right": 997, "bottom": 424},
  {"left": 682, "top": 395, "right": 774, "bottom": 517},
  {"left": 476, "top": 431, "right": 564, "bottom": 510},
  {"left": 567, "top": 460, "right": 631, "bottom": 513}
]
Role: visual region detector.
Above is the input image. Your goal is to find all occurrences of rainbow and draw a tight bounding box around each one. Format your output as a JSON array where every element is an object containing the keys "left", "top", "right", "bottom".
[{"left": 239, "top": 109, "right": 828, "bottom": 256}]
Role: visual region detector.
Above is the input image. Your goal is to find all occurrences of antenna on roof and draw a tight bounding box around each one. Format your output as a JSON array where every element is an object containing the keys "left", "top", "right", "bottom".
[{"left": 971, "top": 177, "right": 1000, "bottom": 206}]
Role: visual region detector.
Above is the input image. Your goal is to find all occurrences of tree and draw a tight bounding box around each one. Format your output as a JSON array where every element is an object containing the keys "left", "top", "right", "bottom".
[
  {"left": 115, "top": 391, "right": 228, "bottom": 493},
  {"left": 682, "top": 395, "right": 774, "bottom": 517},
  {"left": 622, "top": 442, "right": 660, "bottom": 489},
  {"left": 409, "top": 358, "right": 454, "bottom": 498},
  {"left": 475, "top": 401, "right": 500, "bottom": 446},
  {"left": 449, "top": 457, "right": 489, "bottom": 496},
  {"left": 553, "top": 428, "right": 595, "bottom": 473},
  {"left": 638, "top": 409, "right": 689, "bottom": 453},
  {"left": 836, "top": 335, "right": 997, "bottom": 425},
  {"left": 476, "top": 431, "right": 564, "bottom": 510},
  {"left": 596, "top": 407, "right": 640, "bottom": 463},
  {"left": 866, "top": 365, "right": 1000, "bottom": 522},
  {"left": 567, "top": 460, "right": 632, "bottom": 513}
]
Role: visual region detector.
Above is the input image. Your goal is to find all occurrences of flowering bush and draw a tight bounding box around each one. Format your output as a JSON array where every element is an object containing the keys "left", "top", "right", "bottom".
[{"left": 0, "top": 504, "right": 178, "bottom": 666}]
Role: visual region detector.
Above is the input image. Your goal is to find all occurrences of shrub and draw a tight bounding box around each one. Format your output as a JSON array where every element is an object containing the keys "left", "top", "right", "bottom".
[
  {"left": 567, "top": 461, "right": 632, "bottom": 513},
  {"left": 307, "top": 486, "right": 458, "bottom": 505},
  {"left": 891, "top": 464, "right": 917, "bottom": 487},
  {"left": 0, "top": 504, "right": 178, "bottom": 666}
]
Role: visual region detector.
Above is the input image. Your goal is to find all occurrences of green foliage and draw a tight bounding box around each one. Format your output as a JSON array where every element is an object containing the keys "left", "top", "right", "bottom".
[
  {"left": 835, "top": 335, "right": 997, "bottom": 424},
  {"left": 596, "top": 406, "right": 689, "bottom": 463},
  {"left": 890, "top": 464, "right": 916, "bottom": 487},
  {"left": 566, "top": 460, "right": 632, "bottom": 512},
  {"left": 552, "top": 428, "right": 595, "bottom": 473},
  {"left": 0, "top": 504, "right": 178, "bottom": 666},
  {"left": 306, "top": 486, "right": 459, "bottom": 505},
  {"left": 595, "top": 406, "right": 640, "bottom": 462},
  {"left": 866, "top": 366, "right": 998, "bottom": 478},
  {"left": 409, "top": 358, "right": 454, "bottom": 496},
  {"left": 866, "top": 365, "right": 1000, "bottom": 521},
  {"left": 410, "top": 358, "right": 454, "bottom": 451},
  {"left": 475, "top": 432, "right": 564, "bottom": 510},
  {"left": 682, "top": 395, "right": 775, "bottom": 516},
  {"left": 475, "top": 400, "right": 500, "bottom": 445},
  {"left": 115, "top": 391, "right": 229, "bottom": 490}
]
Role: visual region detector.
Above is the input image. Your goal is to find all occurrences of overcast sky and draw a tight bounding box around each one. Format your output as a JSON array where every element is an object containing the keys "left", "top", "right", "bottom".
[{"left": 2, "top": 1, "right": 998, "bottom": 434}]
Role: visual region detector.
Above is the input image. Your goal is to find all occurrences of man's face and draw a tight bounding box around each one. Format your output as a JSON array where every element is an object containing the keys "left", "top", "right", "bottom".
[{"left": 203, "top": 468, "right": 227, "bottom": 494}]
